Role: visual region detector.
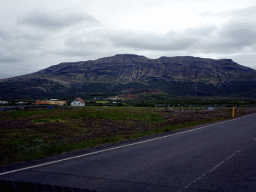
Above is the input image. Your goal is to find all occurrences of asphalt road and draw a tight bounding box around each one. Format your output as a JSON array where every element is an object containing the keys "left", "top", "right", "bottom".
[{"left": 1, "top": 113, "right": 256, "bottom": 192}]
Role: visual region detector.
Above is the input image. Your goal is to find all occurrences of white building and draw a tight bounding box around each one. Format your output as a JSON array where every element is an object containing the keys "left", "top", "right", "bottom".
[
  {"left": 0, "top": 101, "right": 8, "bottom": 105},
  {"left": 71, "top": 98, "right": 85, "bottom": 106}
]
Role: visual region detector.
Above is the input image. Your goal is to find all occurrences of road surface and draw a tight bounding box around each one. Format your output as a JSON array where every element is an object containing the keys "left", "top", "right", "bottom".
[{"left": 1, "top": 113, "right": 256, "bottom": 192}]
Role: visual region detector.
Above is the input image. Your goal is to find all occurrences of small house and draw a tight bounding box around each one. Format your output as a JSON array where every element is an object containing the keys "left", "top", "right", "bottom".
[
  {"left": 71, "top": 98, "right": 85, "bottom": 106},
  {"left": 0, "top": 101, "right": 8, "bottom": 105}
]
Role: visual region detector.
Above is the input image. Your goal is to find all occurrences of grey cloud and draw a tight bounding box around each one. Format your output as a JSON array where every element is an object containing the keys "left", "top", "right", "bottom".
[
  {"left": 207, "top": 5, "right": 256, "bottom": 19},
  {"left": 228, "top": 5, "right": 256, "bottom": 17},
  {"left": 219, "top": 20, "right": 256, "bottom": 45},
  {"left": 251, "top": 44, "right": 256, "bottom": 51},
  {"left": 0, "top": 62, "right": 36, "bottom": 79},
  {"left": 194, "top": 19, "right": 256, "bottom": 54},
  {"left": 0, "top": 56, "right": 23, "bottom": 63},
  {"left": 58, "top": 16, "right": 256, "bottom": 58},
  {"left": 185, "top": 26, "right": 217, "bottom": 37},
  {"left": 19, "top": 10, "right": 99, "bottom": 30},
  {"left": 18, "top": 32, "right": 46, "bottom": 41},
  {"left": 110, "top": 31, "right": 199, "bottom": 51},
  {"left": 65, "top": 37, "right": 103, "bottom": 48},
  {"left": 0, "top": 27, "right": 44, "bottom": 68},
  {"left": 0, "top": 28, "right": 11, "bottom": 40},
  {"left": 198, "top": 5, "right": 256, "bottom": 23},
  {"left": 53, "top": 49, "right": 94, "bottom": 57},
  {"left": 108, "top": 17, "right": 256, "bottom": 56}
]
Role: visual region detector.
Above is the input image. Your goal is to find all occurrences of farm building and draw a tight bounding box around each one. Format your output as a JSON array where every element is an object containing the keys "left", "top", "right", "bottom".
[
  {"left": 0, "top": 101, "right": 8, "bottom": 105},
  {"left": 71, "top": 98, "right": 85, "bottom": 106},
  {"left": 35, "top": 100, "right": 67, "bottom": 106}
]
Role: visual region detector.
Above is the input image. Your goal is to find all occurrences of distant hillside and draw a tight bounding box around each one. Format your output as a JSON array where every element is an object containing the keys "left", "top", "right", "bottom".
[{"left": 1, "top": 54, "right": 256, "bottom": 99}]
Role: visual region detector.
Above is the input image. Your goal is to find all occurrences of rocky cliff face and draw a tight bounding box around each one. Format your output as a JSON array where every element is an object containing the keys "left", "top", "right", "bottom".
[{"left": 1, "top": 54, "right": 256, "bottom": 98}]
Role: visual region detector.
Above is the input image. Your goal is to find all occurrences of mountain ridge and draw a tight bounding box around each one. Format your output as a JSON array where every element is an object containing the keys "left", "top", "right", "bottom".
[{"left": 1, "top": 54, "right": 256, "bottom": 99}]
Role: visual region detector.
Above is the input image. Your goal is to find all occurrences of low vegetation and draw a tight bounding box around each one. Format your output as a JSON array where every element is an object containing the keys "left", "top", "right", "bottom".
[{"left": 1, "top": 106, "right": 256, "bottom": 166}]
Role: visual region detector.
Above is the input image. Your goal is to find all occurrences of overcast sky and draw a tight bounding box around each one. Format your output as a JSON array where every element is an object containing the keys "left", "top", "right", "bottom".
[{"left": 1, "top": 0, "right": 256, "bottom": 79}]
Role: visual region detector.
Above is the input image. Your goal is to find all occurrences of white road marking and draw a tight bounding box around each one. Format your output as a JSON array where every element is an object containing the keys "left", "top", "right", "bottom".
[
  {"left": 184, "top": 151, "right": 239, "bottom": 190},
  {"left": 209, "top": 160, "right": 225, "bottom": 172},
  {"left": 0, "top": 113, "right": 255, "bottom": 176},
  {"left": 226, "top": 153, "right": 237, "bottom": 160}
]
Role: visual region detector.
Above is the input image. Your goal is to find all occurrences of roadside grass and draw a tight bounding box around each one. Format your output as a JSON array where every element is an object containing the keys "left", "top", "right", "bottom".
[
  {"left": 2, "top": 117, "right": 226, "bottom": 165},
  {"left": 130, "top": 117, "right": 225, "bottom": 139},
  {"left": 3, "top": 135, "right": 127, "bottom": 165},
  {"left": 1, "top": 107, "right": 255, "bottom": 166}
]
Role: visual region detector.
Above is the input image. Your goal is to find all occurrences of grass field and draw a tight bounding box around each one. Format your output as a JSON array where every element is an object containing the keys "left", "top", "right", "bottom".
[{"left": 1, "top": 106, "right": 256, "bottom": 166}]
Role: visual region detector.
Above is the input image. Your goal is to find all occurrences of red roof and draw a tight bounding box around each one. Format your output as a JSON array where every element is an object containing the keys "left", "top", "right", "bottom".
[{"left": 76, "top": 98, "right": 84, "bottom": 103}]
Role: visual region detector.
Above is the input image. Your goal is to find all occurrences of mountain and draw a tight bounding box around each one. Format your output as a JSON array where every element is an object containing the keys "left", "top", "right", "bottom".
[{"left": 1, "top": 54, "right": 256, "bottom": 99}]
